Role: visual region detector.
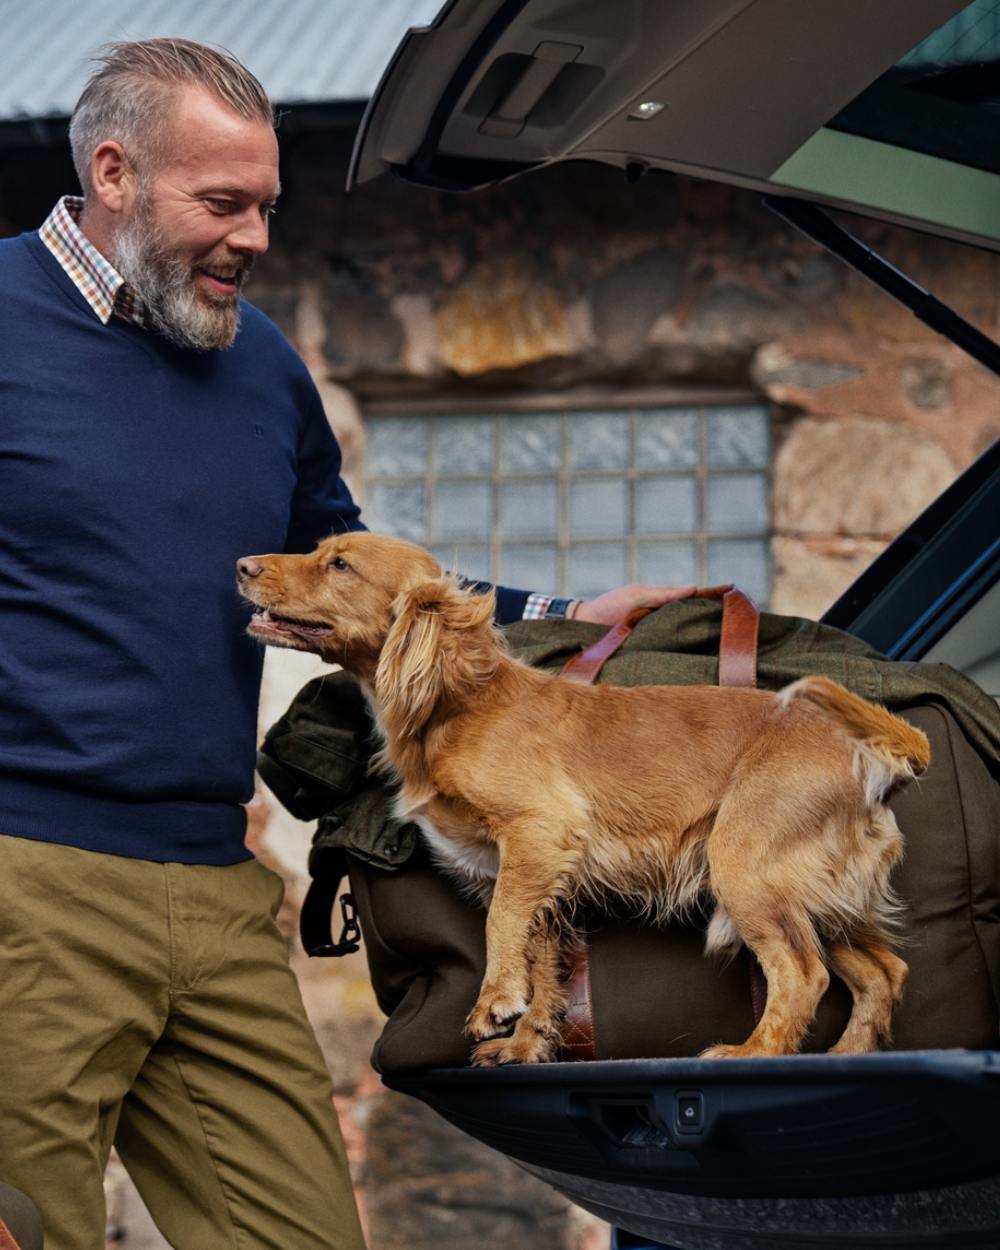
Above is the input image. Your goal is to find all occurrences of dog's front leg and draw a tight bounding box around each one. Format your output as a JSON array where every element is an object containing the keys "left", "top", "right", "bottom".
[
  {"left": 472, "top": 927, "right": 567, "bottom": 1066},
  {"left": 464, "top": 841, "right": 565, "bottom": 1045}
]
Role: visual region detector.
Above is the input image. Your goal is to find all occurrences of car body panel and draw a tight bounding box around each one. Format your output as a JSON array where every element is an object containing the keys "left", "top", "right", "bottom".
[
  {"left": 923, "top": 578, "right": 1000, "bottom": 697},
  {"left": 389, "top": 1053, "right": 1000, "bottom": 1245},
  {"left": 348, "top": 0, "right": 1000, "bottom": 251},
  {"left": 388, "top": 1052, "right": 1000, "bottom": 1199}
]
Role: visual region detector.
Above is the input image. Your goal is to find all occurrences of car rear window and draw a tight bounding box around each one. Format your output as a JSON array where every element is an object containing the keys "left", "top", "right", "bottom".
[{"left": 828, "top": 0, "right": 1000, "bottom": 176}]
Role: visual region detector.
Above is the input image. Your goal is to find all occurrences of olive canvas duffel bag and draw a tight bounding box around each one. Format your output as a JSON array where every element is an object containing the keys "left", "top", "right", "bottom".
[{"left": 257, "top": 589, "right": 1000, "bottom": 1075}]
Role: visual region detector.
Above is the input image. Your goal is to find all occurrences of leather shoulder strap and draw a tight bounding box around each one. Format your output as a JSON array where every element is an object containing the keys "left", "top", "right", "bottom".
[
  {"left": 559, "top": 606, "right": 652, "bottom": 684},
  {"left": 0, "top": 1221, "right": 22, "bottom": 1250},
  {"left": 559, "top": 944, "right": 598, "bottom": 1060},
  {"left": 715, "top": 586, "right": 760, "bottom": 688}
]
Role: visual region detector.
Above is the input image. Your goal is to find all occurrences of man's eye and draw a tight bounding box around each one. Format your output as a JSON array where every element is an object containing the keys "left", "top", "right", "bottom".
[
  {"left": 330, "top": 557, "right": 351, "bottom": 572},
  {"left": 205, "top": 199, "right": 234, "bottom": 213}
]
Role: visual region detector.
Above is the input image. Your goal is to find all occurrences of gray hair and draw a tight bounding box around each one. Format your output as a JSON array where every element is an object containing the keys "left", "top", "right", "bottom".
[{"left": 69, "top": 38, "right": 275, "bottom": 193}]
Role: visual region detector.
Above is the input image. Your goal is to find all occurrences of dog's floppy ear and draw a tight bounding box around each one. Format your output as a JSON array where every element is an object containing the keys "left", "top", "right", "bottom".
[{"left": 375, "top": 576, "right": 498, "bottom": 735}]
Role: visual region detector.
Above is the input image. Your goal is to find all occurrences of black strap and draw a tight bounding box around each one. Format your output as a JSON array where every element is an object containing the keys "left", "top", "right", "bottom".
[{"left": 300, "top": 844, "right": 362, "bottom": 957}]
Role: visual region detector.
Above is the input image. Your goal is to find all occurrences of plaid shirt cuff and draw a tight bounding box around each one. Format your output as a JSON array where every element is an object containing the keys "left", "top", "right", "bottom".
[
  {"left": 521, "top": 593, "right": 551, "bottom": 620},
  {"left": 522, "top": 593, "right": 578, "bottom": 620}
]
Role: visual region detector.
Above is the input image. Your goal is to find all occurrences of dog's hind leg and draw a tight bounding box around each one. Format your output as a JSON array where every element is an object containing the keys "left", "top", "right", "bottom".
[
  {"left": 700, "top": 913, "right": 829, "bottom": 1058},
  {"left": 701, "top": 807, "right": 830, "bottom": 1057},
  {"left": 826, "top": 938, "right": 908, "bottom": 1054},
  {"left": 472, "top": 929, "right": 567, "bottom": 1066}
]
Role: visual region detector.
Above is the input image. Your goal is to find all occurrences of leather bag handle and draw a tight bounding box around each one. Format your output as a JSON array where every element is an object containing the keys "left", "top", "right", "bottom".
[
  {"left": 559, "top": 605, "right": 653, "bottom": 684},
  {"left": 560, "top": 584, "right": 760, "bottom": 688}
]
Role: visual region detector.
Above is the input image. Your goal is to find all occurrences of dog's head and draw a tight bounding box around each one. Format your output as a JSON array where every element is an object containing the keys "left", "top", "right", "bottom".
[{"left": 237, "top": 532, "right": 501, "bottom": 728}]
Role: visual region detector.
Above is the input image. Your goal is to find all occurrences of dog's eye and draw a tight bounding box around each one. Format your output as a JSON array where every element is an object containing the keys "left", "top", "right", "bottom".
[{"left": 329, "top": 557, "right": 352, "bottom": 572}]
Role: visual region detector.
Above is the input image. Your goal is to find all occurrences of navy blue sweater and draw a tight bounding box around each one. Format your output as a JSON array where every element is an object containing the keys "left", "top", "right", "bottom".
[{"left": 0, "top": 232, "right": 528, "bottom": 863}]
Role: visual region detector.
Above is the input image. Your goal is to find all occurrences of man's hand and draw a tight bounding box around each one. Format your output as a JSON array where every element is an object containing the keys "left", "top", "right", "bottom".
[{"left": 574, "top": 583, "right": 697, "bottom": 626}]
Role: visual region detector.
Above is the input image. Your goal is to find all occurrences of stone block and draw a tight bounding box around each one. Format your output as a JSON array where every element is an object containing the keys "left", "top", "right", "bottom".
[
  {"left": 839, "top": 229, "right": 1000, "bottom": 345},
  {"left": 320, "top": 265, "right": 404, "bottom": 372},
  {"left": 646, "top": 280, "right": 808, "bottom": 382},
  {"left": 899, "top": 358, "right": 953, "bottom": 410},
  {"left": 589, "top": 247, "right": 682, "bottom": 367},
  {"left": 755, "top": 334, "right": 998, "bottom": 469},
  {"left": 755, "top": 348, "right": 863, "bottom": 390},
  {"left": 392, "top": 293, "right": 443, "bottom": 379},
  {"left": 434, "top": 256, "right": 577, "bottom": 376},
  {"left": 753, "top": 338, "right": 868, "bottom": 405},
  {"left": 773, "top": 416, "right": 954, "bottom": 539},
  {"left": 311, "top": 374, "right": 366, "bottom": 485},
  {"left": 687, "top": 280, "right": 805, "bottom": 353},
  {"left": 770, "top": 535, "right": 887, "bottom": 620}
]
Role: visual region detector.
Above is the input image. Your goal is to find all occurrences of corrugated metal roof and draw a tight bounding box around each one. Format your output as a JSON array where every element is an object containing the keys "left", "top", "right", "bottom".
[{"left": 0, "top": 0, "right": 445, "bottom": 120}]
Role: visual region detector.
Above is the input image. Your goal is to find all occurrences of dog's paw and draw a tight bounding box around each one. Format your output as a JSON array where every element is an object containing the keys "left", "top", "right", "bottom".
[
  {"left": 699, "top": 1042, "right": 755, "bottom": 1059},
  {"left": 464, "top": 989, "right": 529, "bottom": 1042},
  {"left": 827, "top": 1036, "right": 879, "bottom": 1056},
  {"left": 471, "top": 1028, "right": 558, "bottom": 1067},
  {"left": 699, "top": 1040, "right": 795, "bottom": 1059}
]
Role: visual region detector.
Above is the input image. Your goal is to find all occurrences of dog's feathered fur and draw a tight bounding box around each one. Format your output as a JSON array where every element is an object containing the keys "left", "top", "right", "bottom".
[{"left": 238, "top": 532, "right": 929, "bottom": 1064}]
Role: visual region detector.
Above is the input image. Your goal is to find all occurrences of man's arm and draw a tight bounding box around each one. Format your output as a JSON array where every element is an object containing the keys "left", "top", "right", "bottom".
[{"left": 470, "top": 582, "right": 699, "bottom": 626}]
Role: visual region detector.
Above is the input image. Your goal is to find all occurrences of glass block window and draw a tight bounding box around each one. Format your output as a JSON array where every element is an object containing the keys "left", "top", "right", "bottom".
[{"left": 364, "top": 403, "right": 771, "bottom": 604}]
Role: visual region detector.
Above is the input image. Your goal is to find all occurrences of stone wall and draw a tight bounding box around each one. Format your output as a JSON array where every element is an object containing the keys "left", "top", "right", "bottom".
[{"left": 4, "top": 123, "right": 999, "bottom": 614}]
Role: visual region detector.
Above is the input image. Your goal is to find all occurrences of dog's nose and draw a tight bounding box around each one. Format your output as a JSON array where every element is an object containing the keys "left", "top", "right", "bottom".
[{"left": 237, "top": 557, "right": 265, "bottom": 579}]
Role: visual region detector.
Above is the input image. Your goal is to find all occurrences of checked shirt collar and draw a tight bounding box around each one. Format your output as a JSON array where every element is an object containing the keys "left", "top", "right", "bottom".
[{"left": 39, "top": 196, "right": 152, "bottom": 329}]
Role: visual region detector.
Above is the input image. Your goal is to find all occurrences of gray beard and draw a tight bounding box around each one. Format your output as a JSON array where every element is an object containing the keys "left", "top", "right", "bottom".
[{"left": 111, "top": 200, "right": 247, "bottom": 351}]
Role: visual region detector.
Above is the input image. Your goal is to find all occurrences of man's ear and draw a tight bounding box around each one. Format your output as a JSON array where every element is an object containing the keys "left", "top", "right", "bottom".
[
  {"left": 374, "top": 578, "right": 497, "bottom": 734},
  {"left": 90, "top": 140, "right": 138, "bottom": 215}
]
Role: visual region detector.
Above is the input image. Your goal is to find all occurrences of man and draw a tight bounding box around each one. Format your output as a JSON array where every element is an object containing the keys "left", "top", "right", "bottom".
[{"left": 0, "top": 38, "right": 692, "bottom": 1250}]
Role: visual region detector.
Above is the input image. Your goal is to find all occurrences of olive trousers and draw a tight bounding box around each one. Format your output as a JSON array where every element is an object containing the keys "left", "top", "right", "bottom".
[{"left": 0, "top": 833, "right": 366, "bottom": 1250}]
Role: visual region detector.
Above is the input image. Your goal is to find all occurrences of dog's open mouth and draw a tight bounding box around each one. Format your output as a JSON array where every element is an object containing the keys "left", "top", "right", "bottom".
[{"left": 247, "top": 607, "right": 334, "bottom": 641}]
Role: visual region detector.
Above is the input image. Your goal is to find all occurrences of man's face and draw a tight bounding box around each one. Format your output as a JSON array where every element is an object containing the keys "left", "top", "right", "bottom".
[{"left": 111, "top": 85, "right": 280, "bottom": 350}]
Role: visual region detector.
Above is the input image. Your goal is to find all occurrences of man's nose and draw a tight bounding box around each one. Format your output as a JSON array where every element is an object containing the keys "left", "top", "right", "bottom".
[
  {"left": 237, "top": 557, "right": 264, "bottom": 579},
  {"left": 226, "top": 209, "right": 269, "bottom": 257}
]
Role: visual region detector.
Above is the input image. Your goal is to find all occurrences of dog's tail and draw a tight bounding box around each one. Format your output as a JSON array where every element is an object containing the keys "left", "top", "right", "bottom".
[{"left": 778, "top": 675, "right": 930, "bottom": 804}]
